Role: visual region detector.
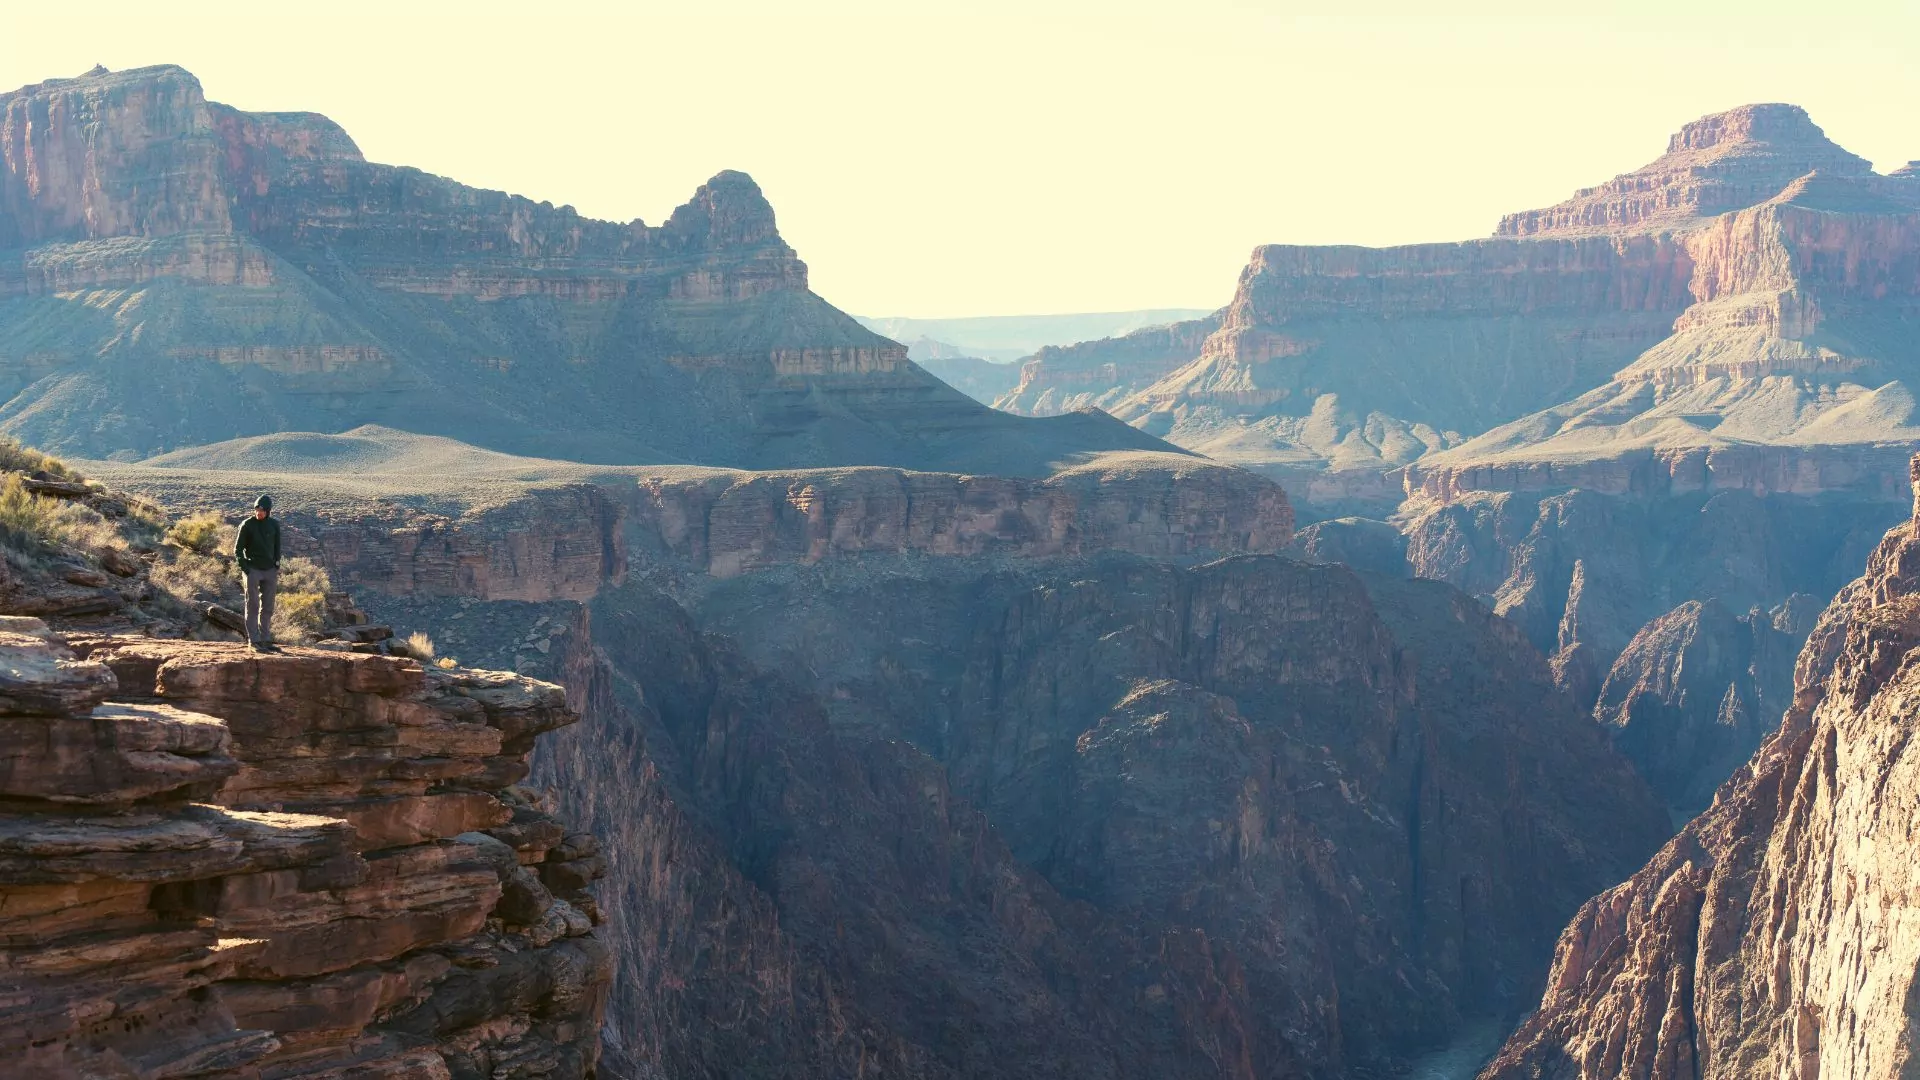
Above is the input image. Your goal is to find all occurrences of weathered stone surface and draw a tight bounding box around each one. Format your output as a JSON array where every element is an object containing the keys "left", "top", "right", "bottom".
[
  {"left": 1481, "top": 452, "right": 1920, "bottom": 1079},
  {"left": 0, "top": 702, "right": 236, "bottom": 807},
  {"left": 529, "top": 552, "right": 1666, "bottom": 1078},
  {"left": 0, "top": 634, "right": 607, "bottom": 1079},
  {"left": 0, "top": 628, "right": 115, "bottom": 715},
  {"left": 1594, "top": 597, "right": 1813, "bottom": 822},
  {"left": 1404, "top": 489, "right": 1900, "bottom": 712},
  {"left": 629, "top": 454, "right": 1293, "bottom": 577}
]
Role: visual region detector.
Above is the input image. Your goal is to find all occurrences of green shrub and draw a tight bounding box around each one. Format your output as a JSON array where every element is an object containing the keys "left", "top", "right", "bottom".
[
  {"left": 165, "top": 511, "right": 228, "bottom": 556},
  {"left": 276, "top": 556, "right": 331, "bottom": 596}
]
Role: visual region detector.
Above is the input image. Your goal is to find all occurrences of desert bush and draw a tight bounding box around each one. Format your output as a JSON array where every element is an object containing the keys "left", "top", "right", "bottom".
[
  {"left": 0, "top": 474, "right": 123, "bottom": 557},
  {"left": 276, "top": 556, "right": 331, "bottom": 596},
  {"left": 403, "top": 631, "right": 437, "bottom": 660},
  {"left": 165, "top": 511, "right": 228, "bottom": 556},
  {"left": 272, "top": 590, "right": 330, "bottom": 642},
  {"left": 267, "top": 556, "right": 333, "bottom": 643},
  {"left": 150, "top": 547, "right": 242, "bottom": 608},
  {"left": 436, "top": 656, "right": 458, "bottom": 670},
  {"left": 0, "top": 436, "right": 78, "bottom": 480}
]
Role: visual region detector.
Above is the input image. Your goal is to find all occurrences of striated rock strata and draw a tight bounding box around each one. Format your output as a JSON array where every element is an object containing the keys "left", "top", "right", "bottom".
[
  {"left": 1481, "top": 453, "right": 1920, "bottom": 1079},
  {"left": 509, "top": 551, "right": 1666, "bottom": 1079},
  {"left": 0, "top": 628, "right": 609, "bottom": 1079},
  {"left": 0, "top": 64, "right": 1170, "bottom": 475}
]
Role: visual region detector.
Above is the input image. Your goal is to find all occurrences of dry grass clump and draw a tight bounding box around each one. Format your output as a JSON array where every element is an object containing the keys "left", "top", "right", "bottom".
[
  {"left": 269, "top": 556, "right": 333, "bottom": 643},
  {"left": 164, "top": 511, "right": 227, "bottom": 556},
  {"left": 0, "top": 474, "right": 123, "bottom": 560},
  {"left": 150, "top": 547, "right": 241, "bottom": 608},
  {"left": 0, "top": 436, "right": 78, "bottom": 480},
  {"left": 435, "top": 656, "right": 457, "bottom": 670},
  {"left": 403, "top": 630, "right": 437, "bottom": 660}
]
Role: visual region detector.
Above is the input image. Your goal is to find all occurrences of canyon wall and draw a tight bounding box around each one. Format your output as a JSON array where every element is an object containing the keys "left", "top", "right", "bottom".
[
  {"left": 513, "top": 553, "right": 1667, "bottom": 1080},
  {"left": 1482, "top": 453, "right": 1920, "bottom": 1079},
  {"left": 0, "top": 630, "right": 609, "bottom": 1079}
]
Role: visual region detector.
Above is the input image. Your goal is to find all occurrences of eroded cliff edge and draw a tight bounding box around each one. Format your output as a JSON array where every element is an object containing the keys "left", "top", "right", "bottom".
[
  {"left": 1481, "top": 454, "right": 1920, "bottom": 1079},
  {"left": 0, "top": 630, "right": 611, "bottom": 1079}
]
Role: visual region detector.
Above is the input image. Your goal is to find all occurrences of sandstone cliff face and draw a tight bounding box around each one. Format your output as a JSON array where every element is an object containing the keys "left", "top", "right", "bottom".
[
  {"left": 1411, "top": 132, "right": 1920, "bottom": 503},
  {"left": 1482, "top": 455, "right": 1920, "bottom": 1079},
  {"left": 0, "top": 629, "right": 609, "bottom": 1079},
  {"left": 628, "top": 455, "right": 1293, "bottom": 576},
  {"left": 0, "top": 64, "right": 1172, "bottom": 475},
  {"left": 982, "top": 103, "right": 1920, "bottom": 514}
]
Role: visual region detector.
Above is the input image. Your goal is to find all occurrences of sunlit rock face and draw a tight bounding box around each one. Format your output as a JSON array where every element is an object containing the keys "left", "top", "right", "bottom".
[
  {"left": 0, "top": 631, "right": 610, "bottom": 1078},
  {"left": 0, "top": 64, "right": 1174, "bottom": 474},
  {"left": 1484, "top": 454, "right": 1920, "bottom": 1080}
]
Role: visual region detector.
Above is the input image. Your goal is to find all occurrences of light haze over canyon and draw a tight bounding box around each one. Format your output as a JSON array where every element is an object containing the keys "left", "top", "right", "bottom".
[{"left": 3, "top": 5, "right": 1920, "bottom": 1079}]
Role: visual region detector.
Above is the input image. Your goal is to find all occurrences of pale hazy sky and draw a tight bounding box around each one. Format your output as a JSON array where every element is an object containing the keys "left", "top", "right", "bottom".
[{"left": 5, "top": 2, "right": 1916, "bottom": 317}]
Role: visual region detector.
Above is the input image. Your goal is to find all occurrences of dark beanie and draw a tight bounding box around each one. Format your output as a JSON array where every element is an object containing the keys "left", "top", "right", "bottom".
[{"left": 254, "top": 494, "right": 273, "bottom": 511}]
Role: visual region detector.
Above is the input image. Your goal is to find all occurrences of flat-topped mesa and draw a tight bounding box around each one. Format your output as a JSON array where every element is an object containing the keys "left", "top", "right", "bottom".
[
  {"left": 0, "top": 64, "right": 236, "bottom": 247},
  {"left": 0, "top": 631, "right": 611, "bottom": 1079},
  {"left": 1497, "top": 103, "right": 1875, "bottom": 237}
]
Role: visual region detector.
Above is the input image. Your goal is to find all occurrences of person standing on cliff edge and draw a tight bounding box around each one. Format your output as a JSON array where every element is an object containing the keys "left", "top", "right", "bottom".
[{"left": 235, "top": 495, "right": 282, "bottom": 652}]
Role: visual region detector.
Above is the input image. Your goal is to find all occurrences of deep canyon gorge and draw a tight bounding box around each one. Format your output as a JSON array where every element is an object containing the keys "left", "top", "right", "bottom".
[{"left": 5, "top": 58, "right": 1920, "bottom": 1079}]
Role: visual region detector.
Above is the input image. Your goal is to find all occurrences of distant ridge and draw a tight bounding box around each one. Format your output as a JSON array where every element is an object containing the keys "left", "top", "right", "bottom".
[{"left": 0, "top": 64, "right": 1180, "bottom": 477}]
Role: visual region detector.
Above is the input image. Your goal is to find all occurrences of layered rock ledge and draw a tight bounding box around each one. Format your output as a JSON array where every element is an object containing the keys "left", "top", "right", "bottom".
[{"left": 0, "top": 628, "right": 608, "bottom": 1079}]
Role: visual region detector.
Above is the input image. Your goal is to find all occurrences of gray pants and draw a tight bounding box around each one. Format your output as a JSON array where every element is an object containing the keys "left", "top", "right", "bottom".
[{"left": 244, "top": 568, "right": 278, "bottom": 643}]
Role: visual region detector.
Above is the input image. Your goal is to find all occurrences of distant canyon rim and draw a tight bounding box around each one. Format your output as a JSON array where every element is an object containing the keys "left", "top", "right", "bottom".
[{"left": 3, "top": 61, "right": 1919, "bottom": 1080}]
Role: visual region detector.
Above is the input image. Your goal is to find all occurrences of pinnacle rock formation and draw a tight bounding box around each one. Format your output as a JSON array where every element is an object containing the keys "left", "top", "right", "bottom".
[{"left": 0, "top": 64, "right": 1170, "bottom": 474}]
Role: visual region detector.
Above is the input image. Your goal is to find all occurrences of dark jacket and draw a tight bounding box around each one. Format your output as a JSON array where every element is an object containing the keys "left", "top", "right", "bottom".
[{"left": 235, "top": 516, "right": 282, "bottom": 572}]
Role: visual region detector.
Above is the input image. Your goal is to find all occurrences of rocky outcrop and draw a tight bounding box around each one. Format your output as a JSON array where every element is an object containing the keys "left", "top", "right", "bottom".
[
  {"left": 282, "top": 487, "right": 627, "bottom": 603},
  {"left": 970, "top": 103, "right": 1920, "bottom": 513},
  {"left": 0, "top": 64, "right": 1173, "bottom": 475},
  {"left": 1496, "top": 103, "right": 1875, "bottom": 237},
  {"left": 1405, "top": 487, "right": 1897, "bottom": 700},
  {"left": 1285, "top": 515, "right": 1410, "bottom": 577},
  {"left": 1481, "top": 453, "right": 1920, "bottom": 1079},
  {"left": 1410, "top": 124, "right": 1920, "bottom": 502},
  {"left": 0, "top": 630, "right": 608, "bottom": 1078},
  {"left": 628, "top": 454, "right": 1293, "bottom": 576},
  {"left": 1594, "top": 597, "right": 1814, "bottom": 822}
]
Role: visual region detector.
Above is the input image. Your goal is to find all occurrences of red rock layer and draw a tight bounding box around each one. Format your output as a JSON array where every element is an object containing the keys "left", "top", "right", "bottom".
[
  {"left": 0, "top": 630, "right": 610, "bottom": 1079},
  {"left": 628, "top": 460, "right": 1293, "bottom": 577},
  {"left": 1496, "top": 103, "right": 1874, "bottom": 237}
]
